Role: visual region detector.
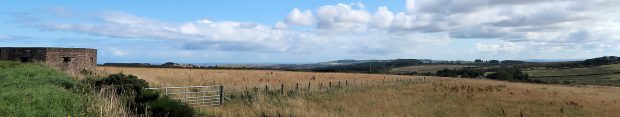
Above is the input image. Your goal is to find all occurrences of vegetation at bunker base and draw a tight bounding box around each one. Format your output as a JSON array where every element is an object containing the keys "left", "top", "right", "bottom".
[
  {"left": 0, "top": 61, "right": 87, "bottom": 116},
  {"left": 83, "top": 73, "right": 195, "bottom": 117}
]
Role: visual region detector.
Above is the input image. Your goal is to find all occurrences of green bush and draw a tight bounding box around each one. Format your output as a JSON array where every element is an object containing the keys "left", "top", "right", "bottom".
[
  {"left": 86, "top": 73, "right": 195, "bottom": 116},
  {"left": 91, "top": 73, "right": 149, "bottom": 96},
  {"left": 486, "top": 67, "right": 529, "bottom": 81},
  {"left": 149, "top": 96, "right": 195, "bottom": 117}
]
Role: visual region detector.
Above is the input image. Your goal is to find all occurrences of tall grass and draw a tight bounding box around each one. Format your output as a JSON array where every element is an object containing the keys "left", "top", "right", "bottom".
[
  {"left": 99, "top": 66, "right": 620, "bottom": 116},
  {"left": 0, "top": 61, "right": 87, "bottom": 116},
  {"left": 86, "top": 86, "right": 133, "bottom": 117}
]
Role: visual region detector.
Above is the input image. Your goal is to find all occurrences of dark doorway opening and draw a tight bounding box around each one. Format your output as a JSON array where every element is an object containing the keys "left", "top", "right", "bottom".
[{"left": 20, "top": 57, "right": 31, "bottom": 62}]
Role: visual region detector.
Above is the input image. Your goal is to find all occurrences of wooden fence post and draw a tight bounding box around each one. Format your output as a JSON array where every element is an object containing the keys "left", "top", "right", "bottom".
[
  {"left": 307, "top": 82, "right": 311, "bottom": 91},
  {"left": 345, "top": 80, "right": 348, "bottom": 87},
  {"left": 338, "top": 81, "right": 341, "bottom": 88},
  {"left": 329, "top": 82, "right": 332, "bottom": 88},
  {"left": 296, "top": 83, "right": 299, "bottom": 91},
  {"left": 280, "top": 84, "right": 284, "bottom": 95},
  {"left": 265, "top": 85, "right": 269, "bottom": 93},
  {"left": 219, "top": 85, "right": 224, "bottom": 106}
]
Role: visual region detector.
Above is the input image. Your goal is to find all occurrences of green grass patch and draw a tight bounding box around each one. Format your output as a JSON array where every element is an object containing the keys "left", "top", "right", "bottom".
[{"left": 0, "top": 61, "right": 88, "bottom": 116}]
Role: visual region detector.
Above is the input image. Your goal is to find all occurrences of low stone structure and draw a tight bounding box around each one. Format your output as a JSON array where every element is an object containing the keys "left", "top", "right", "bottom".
[{"left": 0, "top": 47, "right": 97, "bottom": 76}]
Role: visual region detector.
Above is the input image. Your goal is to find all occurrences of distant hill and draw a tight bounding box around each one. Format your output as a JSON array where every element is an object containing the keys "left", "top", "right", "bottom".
[{"left": 312, "top": 59, "right": 423, "bottom": 73}]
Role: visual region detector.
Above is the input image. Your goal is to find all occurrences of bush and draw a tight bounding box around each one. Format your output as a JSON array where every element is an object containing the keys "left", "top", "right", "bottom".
[
  {"left": 436, "top": 68, "right": 484, "bottom": 78},
  {"left": 86, "top": 73, "right": 194, "bottom": 116},
  {"left": 486, "top": 67, "right": 529, "bottom": 81},
  {"left": 91, "top": 73, "right": 149, "bottom": 96},
  {"left": 149, "top": 96, "right": 195, "bottom": 117}
]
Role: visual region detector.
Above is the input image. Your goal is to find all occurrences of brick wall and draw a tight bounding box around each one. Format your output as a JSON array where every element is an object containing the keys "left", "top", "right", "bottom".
[{"left": 0, "top": 47, "right": 97, "bottom": 76}]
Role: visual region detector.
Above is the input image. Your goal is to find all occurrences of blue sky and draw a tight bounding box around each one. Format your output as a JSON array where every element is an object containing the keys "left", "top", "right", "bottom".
[{"left": 1, "top": 0, "right": 619, "bottom": 63}]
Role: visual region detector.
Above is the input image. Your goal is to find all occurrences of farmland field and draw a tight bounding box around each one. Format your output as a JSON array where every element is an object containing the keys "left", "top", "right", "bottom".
[
  {"left": 98, "top": 67, "right": 620, "bottom": 116},
  {"left": 526, "top": 64, "right": 620, "bottom": 86},
  {"left": 390, "top": 65, "right": 474, "bottom": 74}
]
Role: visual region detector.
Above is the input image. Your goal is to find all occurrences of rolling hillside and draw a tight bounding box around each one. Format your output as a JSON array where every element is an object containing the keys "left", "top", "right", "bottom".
[{"left": 526, "top": 64, "right": 620, "bottom": 86}]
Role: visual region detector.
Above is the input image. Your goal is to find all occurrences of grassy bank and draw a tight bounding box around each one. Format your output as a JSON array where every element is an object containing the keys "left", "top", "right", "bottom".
[{"left": 0, "top": 61, "right": 88, "bottom": 116}]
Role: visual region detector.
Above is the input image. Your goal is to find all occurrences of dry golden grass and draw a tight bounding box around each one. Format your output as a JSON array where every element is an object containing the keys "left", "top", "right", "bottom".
[
  {"left": 97, "top": 66, "right": 424, "bottom": 91},
  {"left": 97, "top": 67, "right": 620, "bottom": 117},
  {"left": 86, "top": 86, "right": 133, "bottom": 117}
]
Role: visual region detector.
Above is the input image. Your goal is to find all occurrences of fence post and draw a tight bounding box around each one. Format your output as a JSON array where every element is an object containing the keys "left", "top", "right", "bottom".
[
  {"left": 296, "top": 83, "right": 299, "bottom": 91},
  {"left": 329, "top": 82, "right": 332, "bottom": 88},
  {"left": 280, "top": 84, "right": 284, "bottom": 95},
  {"left": 219, "top": 85, "right": 224, "bottom": 106},
  {"left": 265, "top": 85, "right": 269, "bottom": 93},
  {"left": 338, "top": 81, "right": 341, "bottom": 88},
  {"left": 165, "top": 88, "right": 168, "bottom": 95},
  {"left": 185, "top": 87, "right": 188, "bottom": 103},
  {"left": 346, "top": 80, "right": 348, "bottom": 87},
  {"left": 308, "top": 82, "right": 311, "bottom": 91}
]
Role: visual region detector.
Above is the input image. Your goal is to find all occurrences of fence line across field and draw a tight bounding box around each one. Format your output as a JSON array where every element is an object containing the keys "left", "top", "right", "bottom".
[
  {"left": 143, "top": 76, "right": 438, "bottom": 107},
  {"left": 145, "top": 85, "right": 224, "bottom": 107}
]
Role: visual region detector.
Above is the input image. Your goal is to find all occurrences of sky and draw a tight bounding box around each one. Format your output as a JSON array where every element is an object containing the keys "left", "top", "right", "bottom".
[{"left": 1, "top": 0, "right": 619, "bottom": 64}]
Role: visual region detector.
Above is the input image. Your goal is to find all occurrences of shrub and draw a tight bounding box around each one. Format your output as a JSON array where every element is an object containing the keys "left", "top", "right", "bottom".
[
  {"left": 148, "top": 96, "right": 195, "bottom": 117},
  {"left": 91, "top": 73, "right": 149, "bottom": 96},
  {"left": 86, "top": 73, "right": 194, "bottom": 116},
  {"left": 486, "top": 67, "right": 529, "bottom": 81}
]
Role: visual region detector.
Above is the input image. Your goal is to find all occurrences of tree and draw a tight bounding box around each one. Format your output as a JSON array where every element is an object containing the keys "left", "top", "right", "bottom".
[
  {"left": 489, "top": 60, "right": 500, "bottom": 64},
  {"left": 162, "top": 62, "right": 177, "bottom": 66},
  {"left": 474, "top": 59, "right": 483, "bottom": 63}
]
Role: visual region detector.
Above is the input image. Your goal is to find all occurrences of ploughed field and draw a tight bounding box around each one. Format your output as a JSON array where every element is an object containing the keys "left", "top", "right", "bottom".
[{"left": 98, "top": 66, "right": 620, "bottom": 117}]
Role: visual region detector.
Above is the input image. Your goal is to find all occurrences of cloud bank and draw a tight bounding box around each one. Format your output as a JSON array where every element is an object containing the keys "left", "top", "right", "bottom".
[{"left": 10, "top": 0, "right": 620, "bottom": 60}]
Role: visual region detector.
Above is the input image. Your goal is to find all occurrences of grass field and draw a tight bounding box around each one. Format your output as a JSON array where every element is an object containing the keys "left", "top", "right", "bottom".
[
  {"left": 98, "top": 66, "right": 620, "bottom": 116},
  {"left": 390, "top": 65, "right": 474, "bottom": 74},
  {"left": 526, "top": 64, "right": 620, "bottom": 86},
  {"left": 97, "top": 66, "right": 424, "bottom": 92},
  {"left": 0, "top": 61, "right": 87, "bottom": 116}
]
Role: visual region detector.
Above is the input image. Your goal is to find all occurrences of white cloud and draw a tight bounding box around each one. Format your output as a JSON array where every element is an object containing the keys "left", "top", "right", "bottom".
[
  {"left": 13, "top": 0, "right": 620, "bottom": 58},
  {"left": 315, "top": 3, "right": 371, "bottom": 30},
  {"left": 406, "top": 0, "right": 416, "bottom": 13},
  {"left": 476, "top": 42, "right": 524, "bottom": 53},
  {"left": 284, "top": 8, "right": 315, "bottom": 26},
  {"left": 371, "top": 6, "right": 394, "bottom": 29},
  {"left": 110, "top": 48, "right": 130, "bottom": 56}
]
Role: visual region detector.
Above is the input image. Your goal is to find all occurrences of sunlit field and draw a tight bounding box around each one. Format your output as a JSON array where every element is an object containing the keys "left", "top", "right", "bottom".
[{"left": 98, "top": 67, "right": 620, "bottom": 116}]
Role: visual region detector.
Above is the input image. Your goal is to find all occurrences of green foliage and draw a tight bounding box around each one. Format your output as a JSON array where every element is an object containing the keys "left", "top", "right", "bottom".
[
  {"left": 149, "top": 96, "right": 195, "bottom": 117},
  {"left": 486, "top": 67, "right": 529, "bottom": 81},
  {"left": 582, "top": 56, "right": 620, "bottom": 66},
  {"left": 488, "top": 60, "right": 500, "bottom": 64},
  {"left": 312, "top": 59, "right": 423, "bottom": 73},
  {"left": 436, "top": 68, "right": 484, "bottom": 78},
  {"left": 85, "top": 73, "right": 195, "bottom": 116},
  {"left": 0, "top": 61, "right": 88, "bottom": 116},
  {"left": 91, "top": 73, "right": 149, "bottom": 96}
]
